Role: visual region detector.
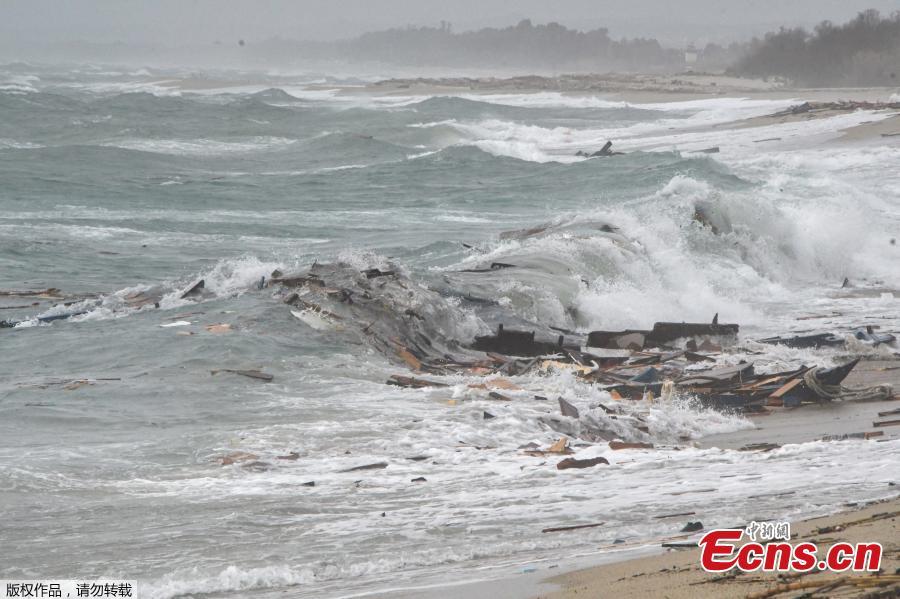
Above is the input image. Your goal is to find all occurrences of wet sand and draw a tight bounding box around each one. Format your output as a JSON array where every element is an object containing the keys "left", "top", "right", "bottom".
[
  {"left": 699, "top": 360, "right": 900, "bottom": 449},
  {"left": 370, "top": 365, "right": 899, "bottom": 599},
  {"left": 538, "top": 496, "right": 900, "bottom": 599},
  {"left": 531, "top": 362, "right": 900, "bottom": 599}
]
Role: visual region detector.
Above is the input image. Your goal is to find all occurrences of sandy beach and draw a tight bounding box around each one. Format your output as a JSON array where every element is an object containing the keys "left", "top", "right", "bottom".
[
  {"left": 368, "top": 361, "right": 900, "bottom": 599},
  {"left": 532, "top": 365, "right": 900, "bottom": 598},
  {"left": 538, "top": 496, "right": 900, "bottom": 599}
]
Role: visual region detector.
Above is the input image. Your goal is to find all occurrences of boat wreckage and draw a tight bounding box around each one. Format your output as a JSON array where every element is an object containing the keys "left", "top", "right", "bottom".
[
  {"left": 3, "top": 261, "right": 895, "bottom": 417},
  {"left": 575, "top": 140, "right": 624, "bottom": 158},
  {"left": 268, "top": 261, "right": 895, "bottom": 414}
]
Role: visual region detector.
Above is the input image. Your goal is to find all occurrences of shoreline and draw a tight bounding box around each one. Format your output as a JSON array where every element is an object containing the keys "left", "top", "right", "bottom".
[
  {"left": 353, "top": 72, "right": 899, "bottom": 103},
  {"left": 537, "top": 495, "right": 900, "bottom": 599},
  {"left": 528, "top": 361, "right": 900, "bottom": 598},
  {"left": 367, "top": 492, "right": 900, "bottom": 599},
  {"left": 340, "top": 73, "right": 900, "bottom": 141},
  {"left": 368, "top": 360, "right": 899, "bottom": 599}
]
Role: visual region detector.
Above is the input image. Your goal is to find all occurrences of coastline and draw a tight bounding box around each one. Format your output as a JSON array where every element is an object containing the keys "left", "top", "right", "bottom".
[
  {"left": 352, "top": 72, "right": 899, "bottom": 103},
  {"left": 5, "top": 63, "right": 900, "bottom": 599},
  {"left": 532, "top": 361, "right": 900, "bottom": 598},
  {"left": 370, "top": 360, "right": 900, "bottom": 599},
  {"left": 537, "top": 496, "right": 900, "bottom": 599},
  {"left": 341, "top": 73, "right": 900, "bottom": 141}
]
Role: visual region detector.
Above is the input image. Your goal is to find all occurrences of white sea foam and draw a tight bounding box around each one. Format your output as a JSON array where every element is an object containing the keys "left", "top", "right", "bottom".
[
  {"left": 408, "top": 99, "right": 886, "bottom": 164},
  {"left": 5, "top": 76, "right": 900, "bottom": 597},
  {"left": 0, "top": 139, "right": 44, "bottom": 150},
  {"left": 101, "top": 136, "right": 297, "bottom": 156}
]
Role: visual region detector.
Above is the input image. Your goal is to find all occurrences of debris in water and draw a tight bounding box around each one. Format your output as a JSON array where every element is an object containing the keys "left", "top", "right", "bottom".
[
  {"left": 340, "top": 462, "right": 389, "bottom": 472},
  {"left": 541, "top": 522, "right": 605, "bottom": 533},
  {"left": 556, "top": 456, "right": 610, "bottom": 470},
  {"left": 219, "top": 452, "right": 259, "bottom": 466},
  {"left": 180, "top": 279, "right": 206, "bottom": 299},
  {"left": 210, "top": 369, "right": 274, "bottom": 382},
  {"left": 680, "top": 521, "right": 704, "bottom": 533}
]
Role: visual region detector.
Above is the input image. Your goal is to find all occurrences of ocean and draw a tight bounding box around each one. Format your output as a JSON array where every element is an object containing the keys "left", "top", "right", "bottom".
[{"left": 1, "top": 63, "right": 898, "bottom": 598}]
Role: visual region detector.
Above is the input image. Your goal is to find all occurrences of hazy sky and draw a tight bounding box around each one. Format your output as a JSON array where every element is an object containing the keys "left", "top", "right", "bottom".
[{"left": 3, "top": 0, "right": 898, "bottom": 46}]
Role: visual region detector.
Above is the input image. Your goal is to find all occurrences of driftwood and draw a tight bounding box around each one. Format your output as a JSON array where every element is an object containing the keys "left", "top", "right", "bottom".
[
  {"left": 210, "top": 369, "right": 274, "bottom": 382},
  {"left": 541, "top": 521, "right": 605, "bottom": 533},
  {"left": 557, "top": 456, "right": 609, "bottom": 470}
]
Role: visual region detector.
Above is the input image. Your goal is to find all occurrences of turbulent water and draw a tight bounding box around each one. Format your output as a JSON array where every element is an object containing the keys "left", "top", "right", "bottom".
[{"left": 1, "top": 64, "right": 899, "bottom": 598}]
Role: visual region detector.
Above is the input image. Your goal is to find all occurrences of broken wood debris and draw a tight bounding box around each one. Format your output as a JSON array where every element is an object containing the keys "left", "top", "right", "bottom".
[
  {"left": 340, "top": 462, "right": 388, "bottom": 472},
  {"left": 219, "top": 451, "right": 258, "bottom": 465},
  {"left": 180, "top": 279, "right": 206, "bottom": 299},
  {"left": 459, "top": 262, "right": 516, "bottom": 273},
  {"left": 558, "top": 397, "right": 579, "bottom": 419},
  {"left": 609, "top": 441, "right": 654, "bottom": 450},
  {"left": 575, "top": 140, "right": 624, "bottom": 158},
  {"left": 775, "top": 100, "right": 900, "bottom": 118},
  {"left": 210, "top": 369, "right": 274, "bottom": 382},
  {"left": 541, "top": 521, "right": 605, "bottom": 533},
  {"left": 548, "top": 438, "right": 571, "bottom": 454},
  {"left": 653, "top": 511, "right": 696, "bottom": 519},
  {"left": 661, "top": 541, "right": 697, "bottom": 549},
  {"left": 587, "top": 317, "right": 738, "bottom": 350},
  {"left": 739, "top": 443, "right": 781, "bottom": 452},
  {"left": 820, "top": 431, "right": 883, "bottom": 441},
  {"left": 473, "top": 324, "right": 573, "bottom": 357},
  {"left": 386, "top": 375, "right": 449, "bottom": 388},
  {"left": 205, "top": 323, "right": 233, "bottom": 334},
  {"left": 556, "top": 456, "right": 609, "bottom": 470},
  {"left": 265, "top": 262, "right": 897, "bottom": 463}
]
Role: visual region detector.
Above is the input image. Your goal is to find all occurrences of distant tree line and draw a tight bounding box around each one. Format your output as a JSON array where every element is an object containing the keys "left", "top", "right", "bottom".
[
  {"left": 732, "top": 10, "right": 900, "bottom": 86},
  {"left": 332, "top": 19, "right": 683, "bottom": 71}
]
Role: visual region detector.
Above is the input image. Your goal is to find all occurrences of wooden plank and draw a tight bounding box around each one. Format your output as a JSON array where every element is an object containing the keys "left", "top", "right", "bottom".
[
  {"left": 741, "top": 374, "right": 788, "bottom": 390},
  {"left": 872, "top": 419, "right": 900, "bottom": 428},
  {"left": 542, "top": 522, "right": 605, "bottom": 534},
  {"left": 769, "top": 377, "right": 803, "bottom": 399},
  {"left": 653, "top": 511, "right": 696, "bottom": 519},
  {"left": 396, "top": 347, "right": 422, "bottom": 371}
]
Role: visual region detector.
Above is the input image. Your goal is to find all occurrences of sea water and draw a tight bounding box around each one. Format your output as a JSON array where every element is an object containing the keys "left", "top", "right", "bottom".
[{"left": 1, "top": 63, "right": 898, "bottom": 598}]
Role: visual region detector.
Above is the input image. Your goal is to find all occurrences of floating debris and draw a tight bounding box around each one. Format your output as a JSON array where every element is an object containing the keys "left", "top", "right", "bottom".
[
  {"left": 205, "top": 323, "right": 232, "bottom": 334},
  {"left": 541, "top": 521, "right": 605, "bottom": 533},
  {"left": 556, "top": 456, "right": 609, "bottom": 470},
  {"left": 210, "top": 369, "right": 274, "bottom": 382},
  {"left": 340, "top": 462, "right": 388, "bottom": 473}
]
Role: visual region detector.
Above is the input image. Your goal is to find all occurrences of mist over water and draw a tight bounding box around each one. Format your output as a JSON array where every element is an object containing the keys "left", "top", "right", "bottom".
[{"left": 1, "top": 63, "right": 899, "bottom": 597}]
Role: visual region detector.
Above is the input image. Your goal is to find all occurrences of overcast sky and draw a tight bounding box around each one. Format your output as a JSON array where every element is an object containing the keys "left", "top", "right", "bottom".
[{"left": 3, "top": 0, "right": 898, "bottom": 47}]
